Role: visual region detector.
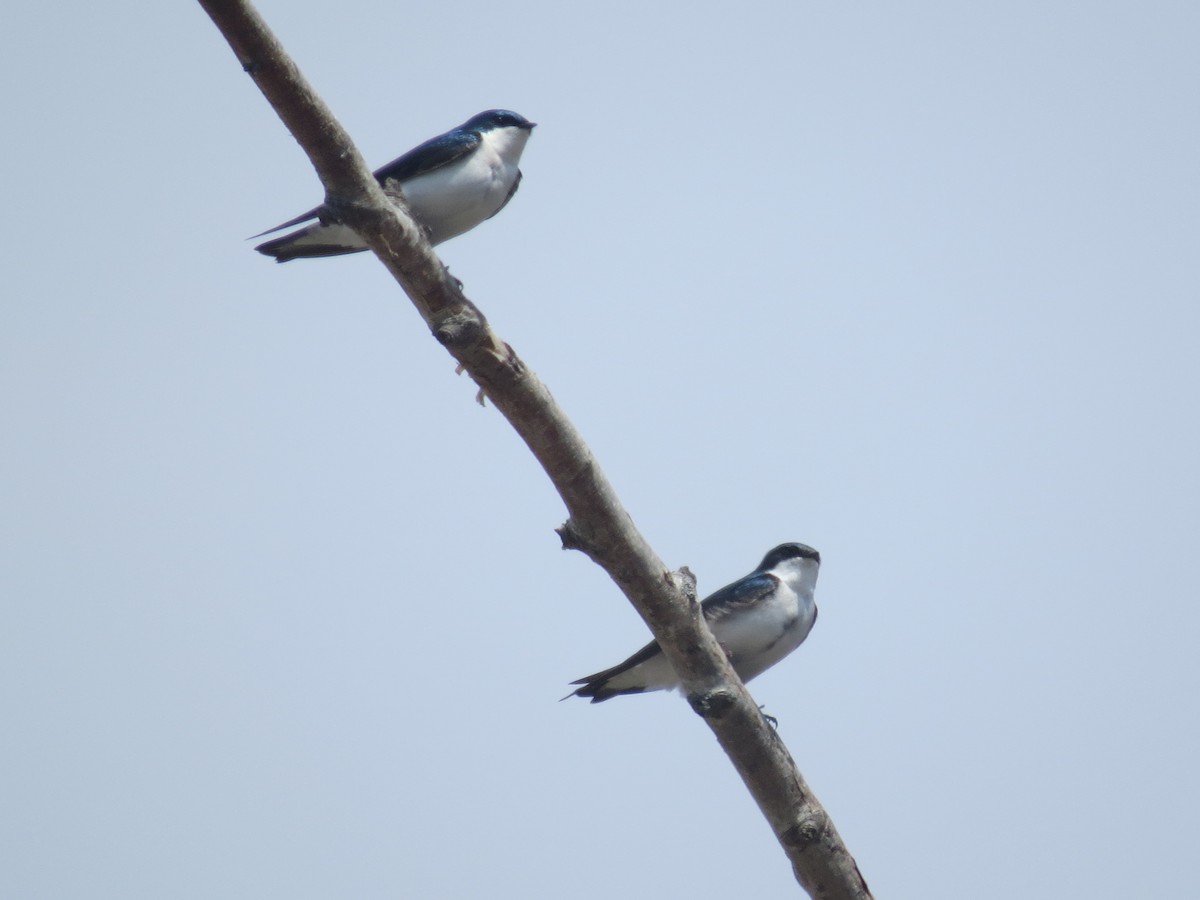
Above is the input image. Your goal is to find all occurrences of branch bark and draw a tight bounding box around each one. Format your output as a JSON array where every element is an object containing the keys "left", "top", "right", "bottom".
[{"left": 198, "top": 2, "right": 872, "bottom": 896}]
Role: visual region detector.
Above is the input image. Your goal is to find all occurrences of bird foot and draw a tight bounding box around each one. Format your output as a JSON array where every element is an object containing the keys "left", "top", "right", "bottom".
[{"left": 758, "top": 705, "right": 779, "bottom": 729}]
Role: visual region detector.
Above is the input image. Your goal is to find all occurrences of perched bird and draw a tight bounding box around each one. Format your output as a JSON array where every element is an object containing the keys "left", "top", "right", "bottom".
[
  {"left": 567, "top": 543, "right": 821, "bottom": 703},
  {"left": 253, "top": 109, "right": 536, "bottom": 262}
]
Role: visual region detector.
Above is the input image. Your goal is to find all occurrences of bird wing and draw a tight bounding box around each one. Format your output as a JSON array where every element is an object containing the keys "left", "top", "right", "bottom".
[
  {"left": 251, "top": 130, "right": 483, "bottom": 239},
  {"left": 701, "top": 572, "right": 779, "bottom": 625},
  {"left": 485, "top": 169, "right": 522, "bottom": 221},
  {"left": 569, "top": 639, "right": 662, "bottom": 688},
  {"left": 372, "top": 128, "right": 481, "bottom": 184},
  {"left": 249, "top": 205, "right": 323, "bottom": 239}
]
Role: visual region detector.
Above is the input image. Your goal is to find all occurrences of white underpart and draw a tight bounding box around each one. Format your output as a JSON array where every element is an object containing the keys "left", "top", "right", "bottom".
[
  {"left": 605, "top": 653, "right": 680, "bottom": 694},
  {"left": 397, "top": 124, "right": 531, "bottom": 245},
  {"left": 283, "top": 222, "right": 367, "bottom": 252},
  {"left": 723, "top": 556, "right": 819, "bottom": 682},
  {"left": 605, "top": 555, "right": 820, "bottom": 694},
  {"left": 279, "top": 124, "right": 532, "bottom": 252}
]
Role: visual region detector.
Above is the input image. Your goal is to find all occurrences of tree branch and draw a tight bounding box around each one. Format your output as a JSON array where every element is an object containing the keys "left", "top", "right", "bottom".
[{"left": 198, "top": 2, "right": 872, "bottom": 896}]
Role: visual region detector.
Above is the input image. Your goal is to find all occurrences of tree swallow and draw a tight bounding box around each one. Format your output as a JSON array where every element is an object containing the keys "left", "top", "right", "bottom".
[
  {"left": 253, "top": 109, "right": 536, "bottom": 262},
  {"left": 567, "top": 543, "right": 821, "bottom": 703}
]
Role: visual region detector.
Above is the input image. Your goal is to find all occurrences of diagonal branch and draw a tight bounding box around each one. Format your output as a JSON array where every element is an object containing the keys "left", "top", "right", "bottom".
[{"left": 198, "top": 2, "right": 872, "bottom": 896}]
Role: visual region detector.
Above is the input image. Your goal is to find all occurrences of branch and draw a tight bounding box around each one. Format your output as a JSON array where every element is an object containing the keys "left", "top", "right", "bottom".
[{"left": 198, "top": 2, "right": 872, "bottom": 896}]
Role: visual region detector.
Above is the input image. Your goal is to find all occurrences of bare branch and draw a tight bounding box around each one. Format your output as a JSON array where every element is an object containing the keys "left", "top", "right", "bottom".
[{"left": 198, "top": 2, "right": 872, "bottom": 896}]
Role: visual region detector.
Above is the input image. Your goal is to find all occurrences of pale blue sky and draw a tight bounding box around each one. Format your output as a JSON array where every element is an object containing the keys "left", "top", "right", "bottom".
[{"left": 3, "top": 2, "right": 1199, "bottom": 897}]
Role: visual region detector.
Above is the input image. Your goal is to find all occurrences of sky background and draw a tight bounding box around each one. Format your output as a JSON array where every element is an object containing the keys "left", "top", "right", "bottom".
[{"left": 3, "top": 2, "right": 1199, "bottom": 897}]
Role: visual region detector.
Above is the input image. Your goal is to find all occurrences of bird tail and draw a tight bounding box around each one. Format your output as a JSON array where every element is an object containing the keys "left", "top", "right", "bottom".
[
  {"left": 562, "top": 643, "right": 666, "bottom": 704},
  {"left": 561, "top": 678, "right": 647, "bottom": 704},
  {"left": 253, "top": 224, "right": 370, "bottom": 263}
]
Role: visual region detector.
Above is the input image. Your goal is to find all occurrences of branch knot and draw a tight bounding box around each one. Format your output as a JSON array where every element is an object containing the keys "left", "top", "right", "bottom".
[
  {"left": 432, "top": 308, "right": 486, "bottom": 347},
  {"left": 687, "top": 688, "right": 737, "bottom": 719},
  {"left": 780, "top": 813, "right": 829, "bottom": 852}
]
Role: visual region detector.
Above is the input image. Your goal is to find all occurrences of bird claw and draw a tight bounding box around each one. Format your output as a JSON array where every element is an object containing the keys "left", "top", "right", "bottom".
[
  {"left": 451, "top": 361, "right": 486, "bottom": 404},
  {"left": 758, "top": 705, "right": 779, "bottom": 729},
  {"left": 442, "top": 263, "right": 463, "bottom": 292}
]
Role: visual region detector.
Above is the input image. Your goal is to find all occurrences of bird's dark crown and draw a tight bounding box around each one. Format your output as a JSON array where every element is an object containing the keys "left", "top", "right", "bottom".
[
  {"left": 757, "top": 542, "right": 820, "bottom": 571},
  {"left": 463, "top": 109, "right": 536, "bottom": 132}
]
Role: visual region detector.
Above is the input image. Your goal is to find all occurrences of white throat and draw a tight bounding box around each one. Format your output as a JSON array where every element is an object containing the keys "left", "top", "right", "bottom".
[
  {"left": 482, "top": 125, "right": 532, "bottom": 165},
  {"left": 771, "top": 556, "right": 820, "bottom": 595}
]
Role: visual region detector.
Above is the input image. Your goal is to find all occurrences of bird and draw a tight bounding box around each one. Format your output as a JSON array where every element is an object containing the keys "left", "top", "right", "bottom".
[
  {"left": 566, "top": 543, "right": 821, "bottom": 703},
  {"left": 253, "top": 109, "right": 536, "bottom": 262}
]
